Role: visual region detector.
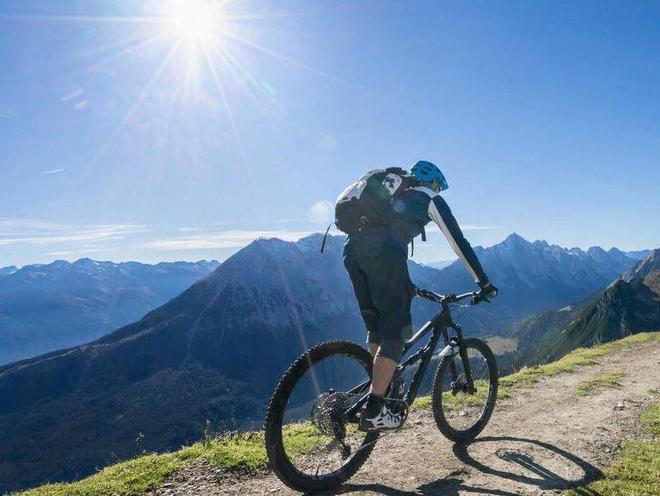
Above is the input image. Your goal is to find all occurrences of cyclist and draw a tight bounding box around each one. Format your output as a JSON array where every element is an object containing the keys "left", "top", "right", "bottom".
[{"left": 339, "top": 160, "right": 498, "bottom": 431}]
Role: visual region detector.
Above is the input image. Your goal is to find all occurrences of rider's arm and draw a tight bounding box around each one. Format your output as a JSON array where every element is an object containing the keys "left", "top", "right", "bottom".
[{"left": 422, "top": 190, "right": 488, "bottom": 285}]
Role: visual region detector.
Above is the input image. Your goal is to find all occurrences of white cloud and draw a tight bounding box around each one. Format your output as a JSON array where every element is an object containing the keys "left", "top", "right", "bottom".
[
  {"left": 308, "top": 200, "right": 334, "bottom": 223},
  {"left": 42, "top": 168, "right": 65, "bottom": 175},
  {"left": 0, "top": 218, "right": 334, "bottom": 264},
  {"left": 142, "top": 229, "right": 315, "bottom": 251},
  {"left": 0, "top": 219, "right": 147, "bottom": 246},
  {"left": 46, "top": 247, "right": 117, "bottom": 257},
  {"left": 319, "top": 133, "right": 337, "bottom": 151},
  {"left": 60, "top": 87, "right": 82, "bottom": 102},
  {"left": 460, "top": 224, "right": 501, "bottom": 231},
  {"left": 177, "top": 227, "right": 210, "bottom": 232},
  {"left": 425, "top": 223, "right": 500, "bottom": 233}
]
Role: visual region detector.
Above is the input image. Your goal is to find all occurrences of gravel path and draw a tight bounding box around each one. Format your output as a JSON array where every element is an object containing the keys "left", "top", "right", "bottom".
[{"left": 154, "top": 340, "right": 660, "bottom": 496}]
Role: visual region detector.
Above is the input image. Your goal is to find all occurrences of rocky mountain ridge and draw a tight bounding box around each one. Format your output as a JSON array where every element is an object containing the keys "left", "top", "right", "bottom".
[
  {"left": 506, "top": 248, "right": 660, "bottom": 366},
  {"left": 0, "top": 258, "right": 219, "bottom": 364}
]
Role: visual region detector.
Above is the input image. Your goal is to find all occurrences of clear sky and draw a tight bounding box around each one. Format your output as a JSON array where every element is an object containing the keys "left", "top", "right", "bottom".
[{"left": 1, "top": 0, "right": 659, "bottom": 266}]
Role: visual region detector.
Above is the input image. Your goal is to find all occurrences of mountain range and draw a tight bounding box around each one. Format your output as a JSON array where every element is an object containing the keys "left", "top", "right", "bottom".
[
  {"left": 506, "top": 249, "right": 660, "bottom": 366},
  {"left": 0, "top": 259, "right": 219, "bottom": 365},
  {"left": 429, "top": 233, "right": 637, "bottom": 328},
  {"left": 0, "top": 265, "right": 18, "bottom": 276},
  {"left": 0, "top": 233, "right": 647, "bottom": 492}
]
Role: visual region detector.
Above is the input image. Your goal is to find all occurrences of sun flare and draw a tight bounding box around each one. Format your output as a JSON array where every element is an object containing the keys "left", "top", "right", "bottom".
[{"left": 163, "top": 0, "right": 222, "bottom": 46}]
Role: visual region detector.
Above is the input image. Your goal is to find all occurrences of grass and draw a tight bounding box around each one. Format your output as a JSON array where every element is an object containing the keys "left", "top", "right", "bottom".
[
  {"left": 566, "top": 403, "right": 660, "bottom": 496},
  {"left": 575, "top": 372, "right": 624, "bottom": 396},
  {"left": 413, "top": 333, "right": 658, "bottom": 409},
  {"left": 500, "top": 332, "right": 660, "bottom": 390},
  {"left": 640, "top": 403, "right": 660, "bottom": 437},
  {"left": 17, "top": 332, "right": 660, "bottom": 496},
  {"left": 411, "top": 379, "right": 511, "bottom": 410},
  {"left": 16, "top": 452, "right": 189, "bottom": 496},
  {"left": 16, "top": 425, "right": 324, "bottom": 496}
]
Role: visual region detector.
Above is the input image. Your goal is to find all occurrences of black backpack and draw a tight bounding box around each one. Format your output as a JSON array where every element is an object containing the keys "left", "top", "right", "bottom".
[{"left": 334, "top": 167, "right": 411, "bottom": 235}]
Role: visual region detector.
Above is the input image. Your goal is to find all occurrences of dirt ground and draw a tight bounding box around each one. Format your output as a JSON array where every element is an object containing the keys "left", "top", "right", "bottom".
[{"left": 154, "top": 340, "right": 660, "bottom": 496}]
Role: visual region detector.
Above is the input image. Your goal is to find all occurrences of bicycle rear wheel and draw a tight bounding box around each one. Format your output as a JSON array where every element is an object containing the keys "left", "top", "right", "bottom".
[
  {"left": 264, "top": 340, "right": 378, "bottom": 492},
  {"left": 431, "top": 337, "right": 498, "bottom": 443}
]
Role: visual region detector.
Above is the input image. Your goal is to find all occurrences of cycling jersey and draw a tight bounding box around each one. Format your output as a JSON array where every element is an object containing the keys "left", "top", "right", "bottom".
[{"left": 345, "top": 185, "right": 488, "bottom": 284}]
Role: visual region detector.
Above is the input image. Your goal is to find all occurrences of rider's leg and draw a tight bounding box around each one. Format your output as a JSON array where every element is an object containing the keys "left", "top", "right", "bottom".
[
  {"left": 343, "top": 245, "right": 381, "bottom": 358},
  {"left": 361, "top": 339, "right": 405, "bottom": 430},
  {"left": 370, "top": 353, "right": 398, "bottom": 396},
  {"left": 366, "top": 250, "right": 414, "bottom": 396}
]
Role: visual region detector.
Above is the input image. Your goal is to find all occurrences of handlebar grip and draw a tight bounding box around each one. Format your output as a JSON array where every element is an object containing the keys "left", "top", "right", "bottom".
[{"left": 471, "top": 291, "right": 492, "bottom": 305}]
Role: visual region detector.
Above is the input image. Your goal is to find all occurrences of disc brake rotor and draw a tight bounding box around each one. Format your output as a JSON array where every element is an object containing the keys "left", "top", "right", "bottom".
[{"left": 451, "top": 373, "right": 469, "bottom": 395}]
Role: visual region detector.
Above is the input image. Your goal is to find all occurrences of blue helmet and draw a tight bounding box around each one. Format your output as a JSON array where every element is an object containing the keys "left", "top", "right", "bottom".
[{"left": 410, "top": 160, "right": 448, "bottom": 192}]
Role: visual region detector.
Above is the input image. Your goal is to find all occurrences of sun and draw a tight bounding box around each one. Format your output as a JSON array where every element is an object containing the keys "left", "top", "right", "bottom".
[{"left": 163, "top": 0, "right": 223, "bottom": 46}]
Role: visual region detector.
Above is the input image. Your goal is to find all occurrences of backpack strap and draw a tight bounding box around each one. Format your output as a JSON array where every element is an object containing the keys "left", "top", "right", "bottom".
[
  {"left": 421, "top": 225, "right": 426, "bottom": 242},
  {"left": 320, "top": 224, "right": 332, "bottom": 253}
]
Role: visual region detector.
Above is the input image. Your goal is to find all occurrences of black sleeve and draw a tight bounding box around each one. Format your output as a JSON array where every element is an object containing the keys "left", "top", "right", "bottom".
[{"left": 428, "top": 195, "right": 488, "bottom": 284}]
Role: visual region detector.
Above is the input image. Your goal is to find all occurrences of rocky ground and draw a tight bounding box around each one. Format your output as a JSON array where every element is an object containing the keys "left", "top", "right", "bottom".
[{"left": 153, "top": 340, "right": 660, "bottom": 495}]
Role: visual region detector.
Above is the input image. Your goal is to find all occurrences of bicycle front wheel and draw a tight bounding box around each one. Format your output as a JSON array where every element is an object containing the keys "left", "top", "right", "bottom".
[
  {"left": 431, "top": 337, "right": 498, "bottom": 443},
  {"left": 264, "top": 340, "right": 378, "bottom": 492}
]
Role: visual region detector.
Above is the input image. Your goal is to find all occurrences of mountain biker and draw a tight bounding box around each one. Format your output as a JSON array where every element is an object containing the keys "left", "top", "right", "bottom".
[{"left": 338, "top": 160, "right": 498, "bottom": 431}]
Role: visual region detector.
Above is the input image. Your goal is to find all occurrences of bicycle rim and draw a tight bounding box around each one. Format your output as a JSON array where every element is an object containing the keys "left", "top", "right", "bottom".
[
  {"left": 265, "top": 341, "right": 378, "bottom": 491},
  {"left": 433, "top": 338, "right": 497, "bottom": 438}
]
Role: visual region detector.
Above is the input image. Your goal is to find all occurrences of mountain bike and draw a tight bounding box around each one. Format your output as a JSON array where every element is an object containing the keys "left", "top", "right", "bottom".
[{"left": 264, "top": 288, "right": 499, "bottom": 492}]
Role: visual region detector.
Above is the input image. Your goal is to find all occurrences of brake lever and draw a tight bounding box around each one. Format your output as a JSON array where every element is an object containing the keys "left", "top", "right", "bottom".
[{"left": 471, "top": 293, "right": 492, "bottom": 305}]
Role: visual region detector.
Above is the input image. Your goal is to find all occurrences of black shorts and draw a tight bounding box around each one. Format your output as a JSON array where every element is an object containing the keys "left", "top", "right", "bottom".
[{"left": 343, "top": 240, "right": 414, "bottom": 360}]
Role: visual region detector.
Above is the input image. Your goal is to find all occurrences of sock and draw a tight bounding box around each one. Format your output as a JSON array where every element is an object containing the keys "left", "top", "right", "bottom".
[{"left": 364, "top": 393, "right": 385, "bottom": 418}]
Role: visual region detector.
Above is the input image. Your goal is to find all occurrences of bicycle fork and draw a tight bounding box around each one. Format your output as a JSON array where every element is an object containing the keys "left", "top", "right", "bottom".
[{"left": 440, "top": 323, "right": 477, "bottom": 395}]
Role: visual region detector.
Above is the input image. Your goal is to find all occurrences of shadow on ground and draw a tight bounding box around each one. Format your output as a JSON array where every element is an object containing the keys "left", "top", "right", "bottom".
[{"left": 317, "top": 436, "right": 602, "bottom": 496}]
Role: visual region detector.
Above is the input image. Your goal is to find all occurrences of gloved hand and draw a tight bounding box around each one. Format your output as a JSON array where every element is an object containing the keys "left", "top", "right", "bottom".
[{"left": 479, "top": 281, "right": 498, "bottom": 299}]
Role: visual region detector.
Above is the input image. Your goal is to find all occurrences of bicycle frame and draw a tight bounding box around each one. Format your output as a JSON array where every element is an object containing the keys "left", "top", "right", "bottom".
[{"left": 344, "top": 292, "right": 477, "bottom": 421}]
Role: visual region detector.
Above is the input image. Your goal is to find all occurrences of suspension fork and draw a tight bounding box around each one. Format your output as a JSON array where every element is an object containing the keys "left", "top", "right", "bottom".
[
  {"left": 452, "top": 323, "right": 477, "bottom": 394},
  {"left": 441, "top": 323, "right": 476, "bottom": 394}
]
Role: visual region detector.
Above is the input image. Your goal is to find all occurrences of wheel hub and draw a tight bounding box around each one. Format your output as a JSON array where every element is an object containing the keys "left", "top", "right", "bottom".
[{"left": 311, "top": 391, "right": 351, "bottom": 439}]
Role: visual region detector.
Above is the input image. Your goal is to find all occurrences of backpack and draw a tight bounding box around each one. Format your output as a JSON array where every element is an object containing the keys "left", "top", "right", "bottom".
[{"left": 334, "top": 167, "right": 411, "bottom": 235}]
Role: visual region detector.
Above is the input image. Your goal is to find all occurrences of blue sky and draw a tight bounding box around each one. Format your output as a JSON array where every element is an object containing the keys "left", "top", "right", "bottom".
[{"left": 1, "top": 0, "right": 659, "bottom": 266}]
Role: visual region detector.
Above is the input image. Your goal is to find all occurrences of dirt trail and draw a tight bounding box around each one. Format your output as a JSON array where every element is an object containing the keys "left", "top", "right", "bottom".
[{"left": 156, "top": 340, "right": 660, "bottom": 496}]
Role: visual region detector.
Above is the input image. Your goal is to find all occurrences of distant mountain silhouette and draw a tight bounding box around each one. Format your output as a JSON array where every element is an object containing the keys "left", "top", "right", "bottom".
[
  {"left": 622, "top": 248, "right": 660, "bottom": 282},
  {"left": 422, "top": 259, "right": 455, "bottom": 270},
  {"left": 0, "top": 259, "right": 219, "bottom": 364},
  {"left": 625, "top": 249, "right": 653, "bottom": 260},
  {"left": 0, "top": 233, "right": 639, "bottom": 492},
  {"left": 0, "top": 265, "right": 18, "bottom": 275},
  {"left": 434, "top": 233, "right": 636, "bottom": 326},
  {"left": 507, "top": 248, "right": 660, "bottom": 366}
]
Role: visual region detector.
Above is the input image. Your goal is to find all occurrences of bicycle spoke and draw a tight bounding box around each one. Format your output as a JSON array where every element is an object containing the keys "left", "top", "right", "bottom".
[
  {"left": 280, "top": 352, "right": 370, "bottom": 478},
  {"left": 439, "top": 343, "right": 494, "bottom": 432}
]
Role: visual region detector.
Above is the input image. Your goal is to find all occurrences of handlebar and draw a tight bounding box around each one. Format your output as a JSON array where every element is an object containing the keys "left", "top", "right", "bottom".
[{"left": 415, "top": 287, "right": 490, "bottom": 305}]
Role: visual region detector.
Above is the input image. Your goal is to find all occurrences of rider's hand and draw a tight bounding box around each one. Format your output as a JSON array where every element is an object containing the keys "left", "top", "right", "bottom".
[{"left": 479, "top": 281, "right": 498, "bottom": 299}]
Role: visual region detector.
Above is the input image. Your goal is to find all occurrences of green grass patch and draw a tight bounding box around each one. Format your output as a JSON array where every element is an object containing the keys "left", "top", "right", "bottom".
[
  {"left": 566, "top": 402, "right": 660, "bottom": 496},
  {"left": 411, "top": 380, "right": 511, "bottom": 411},
  {"left": 15, "top": 421, "right": 350, "bottom": 496},
  {"left": 412, "top": 395, "right": 433, "bottom": 409},
  {"left": 17, "top": 452, "right": 187, "bottom": 496},
  {"left": 501, "top": 332, "right": 660, "bottom": 390},
  {"left": 180, "top": 432, "right": 268, "bottom": 472},
  {"left": 640, "top": 403, "right": 660, "bottom": 437},
  {"left": 575, "top": 372, "right": 624, "bottom": 396}
]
